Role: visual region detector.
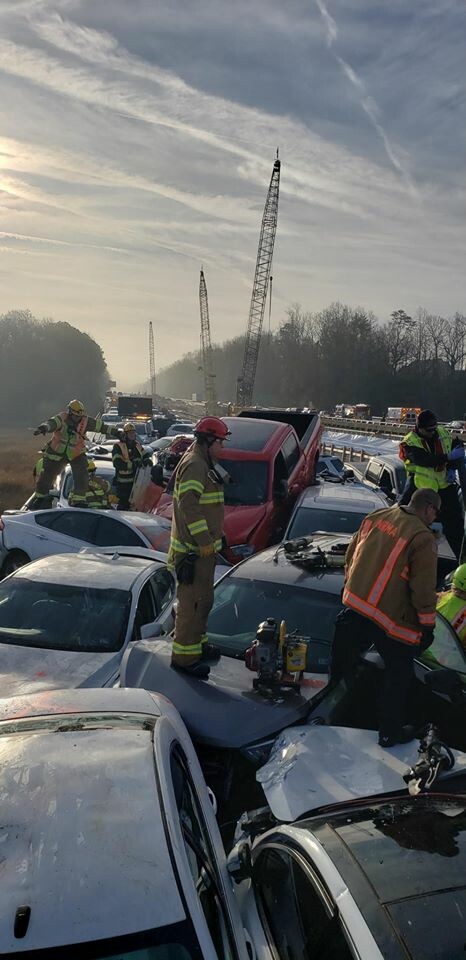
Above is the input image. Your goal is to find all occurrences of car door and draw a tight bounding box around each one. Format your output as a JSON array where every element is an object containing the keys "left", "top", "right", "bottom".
[
  {"left": 25, "top": 511, "right": 99, "bottom": 558},
  {"left": 154, "top": 725, "right": 249, "bottom": 960},
  {"left": 250, "top": 842, "right": 355, "bottom": 958},
  {"left": 413, "top": 613, "right": 466, "bottom": 749}
]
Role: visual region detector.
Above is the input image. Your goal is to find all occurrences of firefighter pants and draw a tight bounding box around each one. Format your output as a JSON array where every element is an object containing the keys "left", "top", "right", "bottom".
[
  {"left": 35, "top": 453, "right": 89, "bottom": 504},
  {"left": 171, "top": 555, "right": 216, "bottom": 666},
  {"left": 115, "top": 481, "right": 133, "bottom": 511}
]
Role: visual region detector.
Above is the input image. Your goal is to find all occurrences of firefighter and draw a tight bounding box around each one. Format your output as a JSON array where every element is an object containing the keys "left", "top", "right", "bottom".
[
  {"left": 112, "top": 422, "right": 152, "bottom": 510},
  {"left": 399, "top": 408, "right": 464, "bottom": 559},
  {"left": 331, "top": 488, "right": 440, "bottom": 747},
  {"left": 85, "top": 460, "right": 113, "bottom": 509},
  {"left": 30, "top": 400, "right": 119, "bottom": 509},
  {"left": 169, "top": 416, "right": 231, "bottom": 678},
  {"left": 437, "top": 564, "right": 466, "bottom": 649},
  {"left": 32, "top": 451, "right": 44, "bottom": 481}
]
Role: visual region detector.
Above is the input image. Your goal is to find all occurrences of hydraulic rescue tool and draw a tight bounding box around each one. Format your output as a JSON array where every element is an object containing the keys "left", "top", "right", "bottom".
[
  {"left": 279, "top": 537, "right": 348, "bottom": 570},
  {"left": 403, "top": 723, "right": 455, "bottom": 795},
  {"left": 245, "top": 618, "right": 309, "bottom": 694}
]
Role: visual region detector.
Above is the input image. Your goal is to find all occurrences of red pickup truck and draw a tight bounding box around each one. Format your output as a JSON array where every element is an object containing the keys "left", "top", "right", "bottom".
[{"left": 156, "top": 409, "right": 322, "bottom": 563}]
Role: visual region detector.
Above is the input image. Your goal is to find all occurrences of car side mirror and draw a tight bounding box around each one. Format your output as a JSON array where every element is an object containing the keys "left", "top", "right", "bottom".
[
  {"left": 274, "top": 479, "right": 288, "bottom": 501},
  {"left": 343, "top": 468, "right": 354, "bottom": 480},
  {"left": 425, "top": 668, "right": 464, "bottom": 700},
  {"left": 139, "top": 621, "right": 163, "bottom": 641}
]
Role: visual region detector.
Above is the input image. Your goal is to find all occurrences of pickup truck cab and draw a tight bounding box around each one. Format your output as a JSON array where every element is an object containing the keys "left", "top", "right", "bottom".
[
  {"left": 156, "top": 410, "right": 321, "bottom": 563},
  {"left": 350, "top": 454, "right": 406, "bottom": 500}
]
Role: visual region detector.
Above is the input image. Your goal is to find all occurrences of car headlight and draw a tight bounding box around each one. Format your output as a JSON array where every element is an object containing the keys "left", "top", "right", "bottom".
[
  {"left": 230, "top": 544, "right": 255, "bottom": 558},
  {"left": 240, "top": 736, "right": 277, "bottom": 765}
]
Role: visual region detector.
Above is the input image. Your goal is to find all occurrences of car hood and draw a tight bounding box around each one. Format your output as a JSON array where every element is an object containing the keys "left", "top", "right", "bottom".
[
  {"left": 256, "top": 725, "right": 466, "bottom": 822},
  {"left": 223, "top": 504, "right": 267, "bottom": 542},
  {"left": 0, "top": 644, "right": 122, "bottom": 698}
]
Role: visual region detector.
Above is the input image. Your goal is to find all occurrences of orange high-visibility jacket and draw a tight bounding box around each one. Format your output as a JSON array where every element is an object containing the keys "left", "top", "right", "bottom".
[{"left": 343, "top": 505, "right": 437, "bottom": 645}]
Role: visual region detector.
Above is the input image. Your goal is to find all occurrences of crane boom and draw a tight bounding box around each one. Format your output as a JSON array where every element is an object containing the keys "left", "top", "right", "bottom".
[
  {"left": 199, "top": 268, "right": 217, "bottom": 415},
  {"left": 236, "top": 155, "right": 281, "bottom": 407},
  {"left": 149, "top": 321, "right": 156, "bottom": 406}
]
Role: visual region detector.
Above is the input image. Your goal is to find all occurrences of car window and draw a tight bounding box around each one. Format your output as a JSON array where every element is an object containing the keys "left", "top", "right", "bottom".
[
  {"left": 133, "top": 581, "right": 157, "bottom": 638},
  {"left": 93, "top": 516, "right": 143, "bottom": 547},
  {"left": 0, "top": 579, "right": 130, "bottom": 651},
  {"left": 419, "top": 613, "right": 466, "bottom": 673},
  {"left": 35, "top": 510, "right": 97, "bottom": 542},
  {"left": 208, "top": 577, "right": 339, "bottom": 670},
  {"left": 254, "top": 847, "right": 353, "bottom": 960},
  {"left": 273, "top": 451, "right": 288, "bottom": 488},
  {"left": 366, "top": 462, "right": 382, "bottom": 484},
  {"left": 151, "top": 568, "right": 175, "bottom": 615},
  {"left": 379, "top": 468, "right": 394, "bottom": 496},
  {"left": 282, "top": 434, "right": 300, "bottom": 474},
  {"left": 219, "top": 458, "right": 269, "bottom": 506},
  {"left": 287, "top": 507, "right": 367, "bottom": 538},
  {"left": 170, "top": 747, "right": 237, "bottom": 960}
]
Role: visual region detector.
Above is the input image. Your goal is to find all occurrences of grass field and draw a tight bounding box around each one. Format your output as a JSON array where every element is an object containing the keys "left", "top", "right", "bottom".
[{"left": 0, "top": 428, "right": 43, "bottom": 512}]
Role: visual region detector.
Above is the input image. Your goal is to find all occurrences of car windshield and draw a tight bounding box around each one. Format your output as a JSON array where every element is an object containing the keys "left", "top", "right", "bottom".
[
  {"left": 2, "top": 921, "right": 201, "bottom": 959},
  {"left": 219, "top": 458, "right": 269, "bottom": 506},
  {"left": 0, "top": 579, "right": 131, "bottom": 652},
  {"left": 207, "top": 576, "right": 340, "bottom": 670},
  {"left": 317, "top": 458, "right": 344, "bottom": 474},
  {"left": 287, "top": 507, "right": 366, "bottom": 538},
  {"left": 131, "top": 518, "right": 171, "bottom": 552}
]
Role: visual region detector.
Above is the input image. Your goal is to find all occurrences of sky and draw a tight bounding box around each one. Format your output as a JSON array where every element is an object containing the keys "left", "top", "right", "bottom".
[{"left": 0, "top": 0, "right": 464, "bottom": 388}]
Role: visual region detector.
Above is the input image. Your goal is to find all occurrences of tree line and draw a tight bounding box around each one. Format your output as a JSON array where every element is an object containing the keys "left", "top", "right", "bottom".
[
  {"left": 0, "top": 310, "right": 111, "bottom": 426},
  {"left": 156, "top": 303, "right": 466, "bottom": 420}
]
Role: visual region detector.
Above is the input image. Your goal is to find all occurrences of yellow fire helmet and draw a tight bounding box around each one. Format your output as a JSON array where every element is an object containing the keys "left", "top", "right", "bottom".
[
  {"left": 87, "top": 460, "right": 96, "bottom": 472},
  {"left": 68, "top": 399, "right": 85, "bottom": 416},
  {"left": 452, "top": 564, "right": 466, "bottom": 593},
  {"left": 123, "top": 422, "right": 136, "bottom": 433}
]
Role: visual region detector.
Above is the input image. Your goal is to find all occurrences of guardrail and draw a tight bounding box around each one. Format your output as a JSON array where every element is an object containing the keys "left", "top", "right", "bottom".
[
  {"left": 321, "top": 416, "right": 466, "bottom": 441},
  {"left": 321, "top": 441, "right": 372, "bottom": 464}
]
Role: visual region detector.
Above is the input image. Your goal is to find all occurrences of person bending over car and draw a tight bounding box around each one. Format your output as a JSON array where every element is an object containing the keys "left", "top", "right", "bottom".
[{"left": 331, "top": 488, "right": 440, "bottom": 748}]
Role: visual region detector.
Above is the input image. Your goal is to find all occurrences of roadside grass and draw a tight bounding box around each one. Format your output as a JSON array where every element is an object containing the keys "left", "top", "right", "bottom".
[{"left": 0, "top": 428, "right": 41, "bottom": 511}]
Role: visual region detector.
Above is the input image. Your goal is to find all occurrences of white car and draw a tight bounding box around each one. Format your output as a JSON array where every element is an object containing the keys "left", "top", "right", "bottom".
[
  {"left": 284, "top": 479, "right": 389, "bottom": 539},
  {"left": 0, "top": 687, "right": 250, "bottom": 959},
  {"left": 0, "top": 507, "right": 172, "bottom": 578},
  {"left": 0, "top": 551, "right": 175, "bottom": 695},
  {"left": 166, "top": 422, "right": 195, "bottom": 436},
  {"left": 54, "top": 457, "right": 116, "bottom": 508},
  {"left": 230, "top": 723, "right": 466, "bottom": 960}
]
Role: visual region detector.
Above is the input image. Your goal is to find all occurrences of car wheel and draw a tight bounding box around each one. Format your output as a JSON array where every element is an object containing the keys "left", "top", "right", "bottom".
[{"left": 2, "top": 550, "right": 30, "bottom": 577}]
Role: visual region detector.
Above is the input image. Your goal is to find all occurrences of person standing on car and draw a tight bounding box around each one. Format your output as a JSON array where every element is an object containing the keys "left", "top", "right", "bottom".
[
  {"left": 112, "top": 422, "right": 152, "bottom": 511},
  {"left": 30, "top": 399, "right": 119, "bottom": 509},
  {"left": 169, "top": 416, "right": 230, "bottom": 678},
  {"left": 437, "top": 564, "right": 466, "bottom": 650},
  {"left": 85, "top": 460, "right": 114, "bottom": 509},
  {"left": 399, "top": 408, "right": 464, "bottom": 560},
  {"left": 331, "top": 488, "right": 440, "bottom": 748}
]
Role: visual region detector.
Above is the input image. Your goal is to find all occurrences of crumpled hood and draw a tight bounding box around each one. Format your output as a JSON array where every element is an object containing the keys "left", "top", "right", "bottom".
[
  {"left": 0, "top": 644, "right": 121, "bottom": 698},
  {"left": 223, "top": 504, "right": 267, "bottom": 544}
]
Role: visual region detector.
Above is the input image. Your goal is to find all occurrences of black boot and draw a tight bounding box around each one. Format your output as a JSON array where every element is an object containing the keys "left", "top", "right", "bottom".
[
  {"left": 378, "top": 725, "right": 416, "bottom": 748},
  {"left": 201, "top": 641, "right": 221, "bottom": 661},
  {"left": 171, "top": 660, "right": 210, "bottom": 679}
]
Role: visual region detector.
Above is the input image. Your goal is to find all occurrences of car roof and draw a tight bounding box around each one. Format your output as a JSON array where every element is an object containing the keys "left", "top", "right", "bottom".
[
  {"left": 222, "top": 416, "right": 285, "bottom": 453},
  {"left": 296, "top": 480, "right": 388, "bottom": 511},
  {"left": 257, "top": 725, "right": 466, "bottom": 822},
  {"left": 0, "top": 689, "right": 185, "bottom": 949},
  {"left": 11, "top": 551, "right": 162, "bottom": 589},
  {"left": 225, "top": 535, "right": 349, "bottom": 595}
]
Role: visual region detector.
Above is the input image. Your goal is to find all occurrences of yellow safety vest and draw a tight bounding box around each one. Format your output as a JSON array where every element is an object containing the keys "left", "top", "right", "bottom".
[
  {"left": 400, "top": 427, "right": 451, "bottom": 491},
  {"left": 437, "top": 591, "right": 466, "bottom": 647}
]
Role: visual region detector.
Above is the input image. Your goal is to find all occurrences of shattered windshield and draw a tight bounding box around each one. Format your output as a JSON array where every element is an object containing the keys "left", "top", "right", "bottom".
[
  {"left": 208, "top": 576, "right": 340, "bottom": 670},
  {"left": 0, "top": 579, "right": 131, "bottom": 652}
]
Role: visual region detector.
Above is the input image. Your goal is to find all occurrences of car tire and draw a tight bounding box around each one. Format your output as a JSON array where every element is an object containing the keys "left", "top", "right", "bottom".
[{"left": 2, "top": 550, "right": 30, "bottom": 578}]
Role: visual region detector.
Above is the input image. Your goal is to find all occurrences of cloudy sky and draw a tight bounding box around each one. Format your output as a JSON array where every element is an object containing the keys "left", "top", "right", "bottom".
[{"left": 0, "top": 0, "right": 464, "bottom": 387}]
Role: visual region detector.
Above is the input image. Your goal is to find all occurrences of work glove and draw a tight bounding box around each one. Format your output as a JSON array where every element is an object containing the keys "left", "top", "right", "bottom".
[
  {"left": 448, "top": 447, "right": 465, "bottom": 462},
  {"left": 199, "top": 543, "right": 216, "bottom": 558},
  {"left": 419, "top": 628, "right": 434, "bottom": 653},
  {"left": 33, "top": 425, "right": 46, "bottom": 436}
]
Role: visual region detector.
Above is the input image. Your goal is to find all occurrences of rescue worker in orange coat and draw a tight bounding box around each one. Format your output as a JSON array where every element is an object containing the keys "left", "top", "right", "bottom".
[
  {"left": 30, "top": 399, "right": 119, "bottom": 509},
  {"left": 330, "top": 488, "right": 440, "bottom": 748}
]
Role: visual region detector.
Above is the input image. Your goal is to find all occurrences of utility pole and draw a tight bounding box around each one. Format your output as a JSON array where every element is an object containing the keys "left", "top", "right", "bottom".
[{"left": 149, "top": 321, "right": 156, "bottom": 406}]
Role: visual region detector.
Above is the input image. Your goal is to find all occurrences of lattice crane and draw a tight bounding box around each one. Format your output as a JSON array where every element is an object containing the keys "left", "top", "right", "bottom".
[
  {"left": 236, "top": 153, "right": 281, "bottom": 408},
  {"left": 149, "top": 321, "right": 156, "bottom": 406},
  {"left": 199, "top": 268, "right": 217, "bottom": 415}
]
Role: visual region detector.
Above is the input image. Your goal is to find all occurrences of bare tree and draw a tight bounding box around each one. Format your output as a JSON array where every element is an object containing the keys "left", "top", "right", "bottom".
[{"left": 440, "top": 313, "right": 466, "bottom": 371}]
